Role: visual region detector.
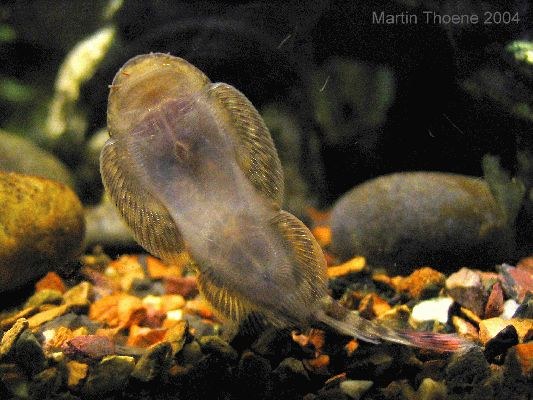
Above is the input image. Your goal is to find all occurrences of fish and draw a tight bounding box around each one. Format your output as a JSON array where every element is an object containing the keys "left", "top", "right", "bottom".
[{"left": 100, "top": 53, "right": 473, "bottom": 351}]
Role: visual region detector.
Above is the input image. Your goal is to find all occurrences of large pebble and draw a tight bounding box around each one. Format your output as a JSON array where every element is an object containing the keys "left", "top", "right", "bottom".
[
  {"left": 0, "top": 130, "right": 74, "bottom": 187},
  {"left": 510, "top": 343, "right": 533, "bottom": 378},
  {"left": 82, "top": 355, "right": 135, "bottom": 397},
  {"left": 501, "top": 344, "right": 533, "bottom": 397},
  {"left": 445, "top": 347, "right": 491, "bottom": 399},
  {"left": 131, "top": 341, "right": 172, "bottom": 382},
  {"left": 497, "top": 263, "right": 533, "bottom": 303},
  {"left": 478, "top": 317, "right": 533, "bottom": 345},
  {"left": 272, "top": 358, "right": 310, "bottom": 398},
  {"left": 330, "top": 172, "right": 514, "bottom": 272},
  {"left": 0, "top": 171, "right": 84, "bottom": 292},
  {"left": 340, "top": 380, "right": 373, "bottom": 400},
  {"left": 411, "top": 297, "right": 454, "bottom": 324},
  {"left": 83, "top": 195, "right": 137, "bottom": 250},
  {"left": 445, "top": 268, "right": 486, "bottom": 316}
]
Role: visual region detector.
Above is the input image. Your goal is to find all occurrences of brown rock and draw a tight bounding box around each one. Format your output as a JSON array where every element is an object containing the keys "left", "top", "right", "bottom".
[
  {"left": 392, "top": 267, "right": 445, "bottom": 300},
  {"left": 24, "top": 289, "right": 63, "bottom": 308},
  {"left": 43, "top": 326, "right": 87, "bottom": 352},
  {"left": 146, "top": 255, "right": 185, "bottom": 279},
  {"left": 164, "top": 275, "right": 198, "bottom": 298},
  {"left": 452, "top": 316, "right": 479, "bottom": 341},
  {"left": 498, "top": 264, "right": 533, "bottom": 303},
  {"left": 0, "top": 172, "right": 84, "bottom": 292},
  {"left": 126, "top": 325, "right": 167, "bottom": 347},
  {"left": 88, "top": 294, "right": 121, "bottom": 326},
  {"left": 516, "top": 256, "right": 533, "bottom": 273},
  {"left": 291, "top": 331, "right": 309, "bottom": 348},
  {"left": 417, "top": 378, "right": 447, "bottom": 400},
  {"left": 372, "top": 273, "right": 394, "bottom": 289},
  {"left": 513, "top": 343, "right": 533, "bottom": 377},
  {"left": 142, "top": 294, "right": 185, "bottom": 314},
  {"left": 358, "top": 293, "right": 391, "bottom": 319},
  {"left": 0, "top": 363, "right": 27, "bottom": 396},
  {"left": 63, "top": 281, "right": 93, "bottom": 307},
  {"left": 66, "top": 360, "right": 88, "bottom": 388},
  {"left": 478, "top": 317, "right": 533, "bottom": 345},
  {"left": 35, "top": 272, "right": 66, "bottom": 293},
  {"left": 82, "top": 355, "right": 135, "bottom": 397},
  {"left": 377, "top": 304, "right": 412, "bottom": 330},
  {"left": 164, "top": 319, "right": 188, "bottom": 356},
  {"left": 80, "top": 266, "right": 119, "bottom": 297},
  {"left": 478, "top": 271, "right": 499, "bottom": 285},
  {"left": 327, "top": 256, "right": 366, "bottom": 278},
  {"left": 117, "top": 294, "right": 146, "bottom": 327},
  {"left": 0, "top": 130, "right": 74, "bottom": 187},
  {"left": 446, "top": 268, "right": 486, "bottom": 316},
  {"left": 460, "top": 307, "right": 482, "bottom": 325},
  {"left": 303, "top": 354, "right": 330, "bottom": 375},
  {"left": 27, "top": 304, "right": 69, "bottom": 329},
  {"left": 308, "top": 329, "right": 326, "bottom": 352},
  {"left": 484, "top": 281, "right": 504, "bottom": 318},
  {"left": 31, "top": 366, "right": 62, "bottom": 397},
  {"left": 0, "top": 307, "right": 37, "bottom": 331},
  {"left": 89, "top": 293, "right": 145, "bottom": 328},
  {"left": 131, "top": 341, "right": 172, "bottom": 382},
  {"left": 292, "top": 328, "right": 326, "bottom": 353},
  {"left": 344, "top": 340, "right": 359, "bottom": 357},
  {"left": 107, "top": 255, "right": 147, "bottom": 292},
  {"left": 183, "top": 297, "right": 215, "bottom": 319},
  {"left": 330, "top": 172, "right": 514, "bottom": 272},
  {"left": 312, "top": 226, "right": 332, "bottom": 247}
]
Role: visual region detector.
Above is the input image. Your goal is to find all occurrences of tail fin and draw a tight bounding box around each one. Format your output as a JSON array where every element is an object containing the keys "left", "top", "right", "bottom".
[{"left": 315, "top": 306, "right": 475, "bottom": 352}]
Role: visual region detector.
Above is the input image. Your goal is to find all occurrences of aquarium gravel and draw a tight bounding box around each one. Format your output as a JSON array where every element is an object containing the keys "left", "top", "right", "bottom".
[{"left": 0, "top": 246, "right": 531, "bottom": 399}]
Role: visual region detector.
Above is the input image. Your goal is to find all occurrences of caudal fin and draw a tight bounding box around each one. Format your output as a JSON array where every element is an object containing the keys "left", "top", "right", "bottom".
[{"left": 315, "top": 307, "right": 474, "bottom": 352}]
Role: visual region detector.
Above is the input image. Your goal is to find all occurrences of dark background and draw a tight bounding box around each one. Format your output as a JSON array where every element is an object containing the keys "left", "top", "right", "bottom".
[{"left": 0, "top": 0, "right": 531, "bottom": 205}]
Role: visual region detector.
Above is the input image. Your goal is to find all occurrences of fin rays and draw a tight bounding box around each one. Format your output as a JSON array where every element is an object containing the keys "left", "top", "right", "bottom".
[
  {"left": 271, "top": 210, "right": 328, "bottom": 309},
  {"left": 197, "top": 273, "right": 254, "bottom": 324},
  {"left": 208, "top": 83, "right": 284, "bottom": 208},
  {"left": 316, "top": 307, "right": 475, "bottom": 351},
  {"left": 100, "top": 138, "right": 185, "bottom": 265}
]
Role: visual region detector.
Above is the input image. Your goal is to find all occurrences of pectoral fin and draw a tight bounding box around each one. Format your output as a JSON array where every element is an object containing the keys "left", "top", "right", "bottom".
[
  {"left": 196, "top": 272, "right": 254, "bottom": 324},
  {"left": 208, "top": 83, "right": 284, "bottom": 208},
  {"left": 100, "top": 137, "right": 185, "bottom": 264},
  {"left": 270, "top": 210, "right": 328, "bottom": 308}
]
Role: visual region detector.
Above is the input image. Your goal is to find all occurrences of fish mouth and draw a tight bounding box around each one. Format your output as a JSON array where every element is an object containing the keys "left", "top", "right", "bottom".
[{"left": 107, "top": 53, "right": 210, "bottom": 138}]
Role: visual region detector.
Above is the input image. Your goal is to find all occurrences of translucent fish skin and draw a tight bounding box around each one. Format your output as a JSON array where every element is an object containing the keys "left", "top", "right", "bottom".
[
  {"left": 101, "top": 53, "right": 474, "bottom": 352},
  {"left": 102, "top": 53, "right": 326, "bottom": 329},
  {"left": 112, "top": 95, "right": 320, "bottom": 323}
]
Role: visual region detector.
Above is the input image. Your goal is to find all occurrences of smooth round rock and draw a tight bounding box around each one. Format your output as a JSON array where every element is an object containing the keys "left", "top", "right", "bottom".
[
  {"left": 0, "top": 130, "right": 75, "bottom": 188},
  {"left": 0, "top": 171, "right": 85, "bottom": 292},
  {"left": 330, "top": 172, "right": 514, "bottom": 272},
  {"left": 84, "top": 195, "right": 136, "bottom": 250}
]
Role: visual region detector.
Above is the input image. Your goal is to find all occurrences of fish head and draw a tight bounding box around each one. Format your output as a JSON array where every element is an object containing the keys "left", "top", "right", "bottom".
[{"left": 107, "top": 53, "right": 209, "bottom": 139}]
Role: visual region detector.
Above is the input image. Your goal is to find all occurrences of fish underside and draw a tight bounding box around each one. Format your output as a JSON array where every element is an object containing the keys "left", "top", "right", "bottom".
[{"left": 101, "top": 53, "right": 474, "bottom": 352}]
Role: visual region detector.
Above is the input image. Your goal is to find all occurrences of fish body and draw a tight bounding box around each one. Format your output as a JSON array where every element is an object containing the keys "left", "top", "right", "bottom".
[{"left": 101, "top": 53, "right": 472, "bottom": 351}]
